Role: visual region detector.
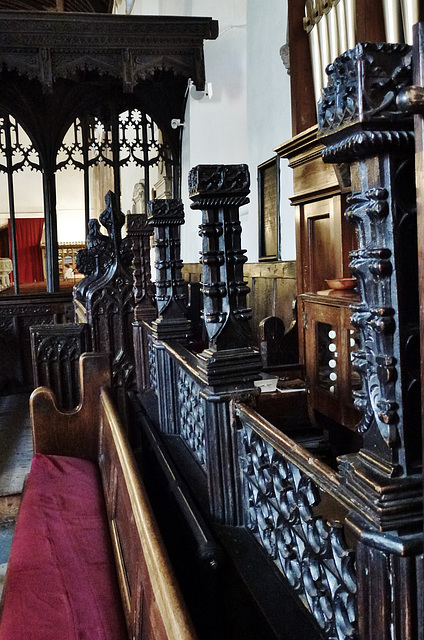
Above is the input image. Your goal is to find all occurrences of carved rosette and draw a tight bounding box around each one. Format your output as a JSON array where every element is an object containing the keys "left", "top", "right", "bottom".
[
  {"left": 147, "top": 198, "right": 191, "bottom": 341},
  {"left": 319, "top": 43, "right": 421, "bottom": 525}
]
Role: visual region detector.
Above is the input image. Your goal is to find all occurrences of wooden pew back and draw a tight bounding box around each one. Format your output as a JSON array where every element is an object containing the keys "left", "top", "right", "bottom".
[{"left": 30, "top": 352, "right": 197, "bottom": 640}]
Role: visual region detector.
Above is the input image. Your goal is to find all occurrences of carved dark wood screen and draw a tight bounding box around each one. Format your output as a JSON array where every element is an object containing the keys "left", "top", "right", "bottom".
[{"left": 0, "top": 12, "right": 218, "bottom": 293}]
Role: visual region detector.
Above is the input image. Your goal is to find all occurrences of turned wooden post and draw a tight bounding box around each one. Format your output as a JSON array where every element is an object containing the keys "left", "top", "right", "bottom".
[
  {"left": 126, "top": 213, "right": 156, "bottom": 392},
  {"left": 189, "top": 164, "right": 262, "bottom": 524},
  {"left": 319, "top": 43, "right": 422, "bottom": 640},
  {"left": 147, "top": 199, "right": 192, "bottom": 437},
  {"left": 147, "top": 198, "right": 191, "bottom": 342},
  {"left": 189, "top": 164, "right": 261, "bottom": 383}
]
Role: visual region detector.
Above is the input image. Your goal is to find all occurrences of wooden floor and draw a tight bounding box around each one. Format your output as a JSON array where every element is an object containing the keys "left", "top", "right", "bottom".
[{"left": 0, "top": 392, "right": 33, "bottom": 600}]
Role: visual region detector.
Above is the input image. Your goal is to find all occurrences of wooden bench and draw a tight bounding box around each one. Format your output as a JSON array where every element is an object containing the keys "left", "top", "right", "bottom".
[{"left": 0, "top": 352, "right": 197, "bottom": 640}]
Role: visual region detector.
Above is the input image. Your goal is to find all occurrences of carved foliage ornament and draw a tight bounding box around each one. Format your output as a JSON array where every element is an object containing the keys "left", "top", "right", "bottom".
[
  {"left": 347, "top": 166, "right": 419, "bottom": 468},
  {"left": 178, "top": 369, "right": 206, "bottom": 467},
  {"left": 318, "top": 42, "right": 412, "bottom": 134},
  {"left": 240, "top": 422, "right": 357, "bottom": 640},
  {"left": 189, "top": 164, "right": 250, "bottom": 208},
  {"left": 0, "top": 13, "right": 218, "bottom": 92},
  {"left": 318, "top": 42, "right": 420, "bottom": 476}
]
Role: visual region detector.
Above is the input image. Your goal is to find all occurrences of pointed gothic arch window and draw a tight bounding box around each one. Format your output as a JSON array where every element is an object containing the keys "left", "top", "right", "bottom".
[
  {"left": 0, "top": 114, "right": 45, "bottom": 294},
  {"left": 0, "top": 106, "right": 175, "bottom": 295}
]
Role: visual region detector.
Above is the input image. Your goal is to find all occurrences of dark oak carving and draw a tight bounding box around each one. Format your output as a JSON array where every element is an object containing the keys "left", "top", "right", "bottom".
[
  {"left": 238, "top": 414, "right": 357, "bottom": 640},
  {"left": 30, "top": 323, "right": 87, "bottom": 410},
  {"left": 75, "top": 191, "right": 135, "bottom": 416},
  {"left": 319, "top": 42, "right": 422, "bottom": 640},
  {"left": 0, "top": 292, "right": 74, "bottom": 393},
  {"left": 147, "top": 198, "right": 191, "bottom": 342},
  {"left": 126, "top": 212, "right": 156, "bottom": 392},
  {"left": 0, "top": 13, "right": 218, "bottom": 93},
  {"left": 0, "top": 12, "right": 218, "bottom": 293},
  {"left": 318, "top": 43, "right": 413, "bottom": 134},
  {"left": 189, "top": 164, "right": 261, "bottom": 387}
]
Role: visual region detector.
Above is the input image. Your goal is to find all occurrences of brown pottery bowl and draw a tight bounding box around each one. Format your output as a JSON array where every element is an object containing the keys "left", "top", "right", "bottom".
[{"left": 325, "top": 277, "right": 357, "bottom": 290}]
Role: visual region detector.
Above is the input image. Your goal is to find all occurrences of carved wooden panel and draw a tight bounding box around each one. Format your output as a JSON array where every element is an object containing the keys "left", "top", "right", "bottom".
[
  {"left": 238, "top": 415, "right": 357, "bottom": 640},
  {"left": 30, "top": 323, "right": 87, "bottom": 410},
  {"left": 0, "top": 293, "right": 74, "bottom": 393}
]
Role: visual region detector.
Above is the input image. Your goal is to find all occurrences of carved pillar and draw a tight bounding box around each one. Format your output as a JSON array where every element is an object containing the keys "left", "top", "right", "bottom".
[
  {"left": 147, "top": 198, "right": 191, "bottom": 342},
  {"left": 147, "top": 199, "right": 192, "bottom": 443},
  {"left": 318, "top": 43, "right": 423, "bottom": 639},
  {"left": 189, "top": 164, "right": 262, "bottom": 524},
  {"left": 189, "top": 163, "right": 261, "bottom": 383},
  {"left": 126, "top": 213, "right": 156, "bottom": 392}
]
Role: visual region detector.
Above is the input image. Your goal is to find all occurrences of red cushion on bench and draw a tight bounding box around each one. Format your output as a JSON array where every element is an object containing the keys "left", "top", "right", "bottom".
[{"left": 0, "top": 453, "right": 128, "bottom": 640}]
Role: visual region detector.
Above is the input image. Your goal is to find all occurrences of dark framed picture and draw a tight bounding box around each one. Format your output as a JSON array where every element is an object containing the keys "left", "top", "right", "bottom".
[{"left": 258, "top": 156, "right": 280, "bottom": 261}]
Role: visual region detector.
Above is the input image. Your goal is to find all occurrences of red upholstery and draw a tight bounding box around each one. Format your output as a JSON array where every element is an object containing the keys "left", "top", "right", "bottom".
[{"left": 0, "top": 454, "right": 127, "bottom": 640}]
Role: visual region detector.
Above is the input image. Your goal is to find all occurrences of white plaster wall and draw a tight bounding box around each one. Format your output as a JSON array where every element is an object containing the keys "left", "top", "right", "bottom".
[
  {"left": 118, "top": 0, "right": 249, "bottom": 264},
  {"left": 180, "top": 2, "right": 248, "bottom": 263},
  {"left": 118, "top": 0, "right": 295, "bottom": 264}
]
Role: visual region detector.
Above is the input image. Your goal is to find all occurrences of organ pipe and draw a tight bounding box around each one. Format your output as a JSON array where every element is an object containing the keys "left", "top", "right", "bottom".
[
  {"left": 400, "top": 0, "right": 423, "bottom": 44},
  {"left": 382, "top": 0, "right": 403, "bottom": 42},
  {"left": 304, "top": 0, "right": 324, "bottom": 107}
]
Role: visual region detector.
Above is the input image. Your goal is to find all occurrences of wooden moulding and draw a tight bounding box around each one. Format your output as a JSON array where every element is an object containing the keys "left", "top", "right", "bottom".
[
  {"left": 100, "top": 388, "right": 197, "bottom": 640},
  {"left": 275, "top": 125, "right": 342, "bottom": 204}
]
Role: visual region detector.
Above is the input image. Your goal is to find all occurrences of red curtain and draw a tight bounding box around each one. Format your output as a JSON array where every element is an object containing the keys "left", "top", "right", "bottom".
[{"left": 8, "top": 219, "right": 45, "bottom": 284}]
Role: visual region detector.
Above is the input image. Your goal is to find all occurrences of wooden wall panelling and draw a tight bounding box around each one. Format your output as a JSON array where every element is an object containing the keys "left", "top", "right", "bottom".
[
  {"left": 182, "top": 261, "right": 298, "bottom": 349},
  {"left": 245, "top": 262, "right": 297, "bottom": 346},
  {"left": 302, "top": 195, "right": 342, "bottom": 293},
  {"left": 277, "top": 112, "right": 358, "bottom": 429},
  {"left": 275, "top": 126, "right": 347, "bottom": 296}
]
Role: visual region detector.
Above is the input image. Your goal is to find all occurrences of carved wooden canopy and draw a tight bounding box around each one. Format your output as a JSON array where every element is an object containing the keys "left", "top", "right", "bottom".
[
  {"left": 0, "top": 12, "right": 218, "bottom": 163},
  {"left": 0, "top": 11, "right": 218, "bottom": 292}
]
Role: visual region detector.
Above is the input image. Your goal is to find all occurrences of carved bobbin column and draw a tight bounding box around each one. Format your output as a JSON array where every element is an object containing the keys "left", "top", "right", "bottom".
[
  {"left": 126, "top": 213, "right": 156, "bottom": 392},
  {"left": 147, "top": 198, "right": 191, "bottom": 342},
  {"left": 189, "top": 164, "right": 262, "bottom": 388},
  {"left": 319, "top": 43, "right": 422, "bottom": 640},
  {"left": 188, "top": 164, "right": 262, "bottom": 526}
]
